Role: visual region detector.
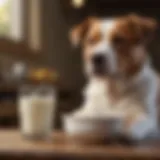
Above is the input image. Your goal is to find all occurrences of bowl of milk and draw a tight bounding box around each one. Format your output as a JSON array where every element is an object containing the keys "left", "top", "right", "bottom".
[{"left": 63, "top": 111, "right": 124, "bottom": 144}]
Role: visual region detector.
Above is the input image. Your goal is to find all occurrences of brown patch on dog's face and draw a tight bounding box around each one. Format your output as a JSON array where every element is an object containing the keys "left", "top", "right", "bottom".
[
  {"left": 70, "top": 17, "right": 98, "bottom": 46},
  {"left": 83, "top": 21, "right": 102, "bottom": 61},
  {"left": 109, "top": 14, "right": 157, "bottom": 78},
  {"left": 70, "top": 18, "right": 101, "bottom": 61},
  {"left": 111, "top": 14, "right": 157, "bottom": 47}
]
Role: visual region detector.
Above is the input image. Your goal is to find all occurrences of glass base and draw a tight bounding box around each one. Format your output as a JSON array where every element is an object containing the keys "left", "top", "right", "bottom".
[{"left": 22, "top": 132, "right": 52, "bottom": 141}]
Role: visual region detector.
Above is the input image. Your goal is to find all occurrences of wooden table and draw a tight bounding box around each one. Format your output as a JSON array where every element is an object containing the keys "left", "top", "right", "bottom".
[{"left": 0, "top": 130, "right": 160, "bottom": 160}]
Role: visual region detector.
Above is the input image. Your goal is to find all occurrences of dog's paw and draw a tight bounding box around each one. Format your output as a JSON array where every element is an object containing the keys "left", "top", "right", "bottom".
[{"left": 128, "top": 118, "right": 156, "bottom": 140}]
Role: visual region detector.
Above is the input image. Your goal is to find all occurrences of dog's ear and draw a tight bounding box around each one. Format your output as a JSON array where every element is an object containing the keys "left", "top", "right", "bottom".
[
  {"left": 140, "top": 16, "right": 157, "bottom": 42},
  {"left": 70, "top": 17, "right": 95, "bottom": 47},
  {"left": 127, "top": 14, "right": 157, "bottom": 43}
]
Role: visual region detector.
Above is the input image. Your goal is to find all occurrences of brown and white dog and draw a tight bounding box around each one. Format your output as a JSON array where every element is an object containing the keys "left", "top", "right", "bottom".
[{"left": 70, "top": 14, "right": 159, "bottom": 140}]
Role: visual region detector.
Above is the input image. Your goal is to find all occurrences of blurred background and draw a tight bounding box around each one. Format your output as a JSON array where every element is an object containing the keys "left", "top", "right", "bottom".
[{"left": 0, "top": 0, "right": 159, "bottom": 129}]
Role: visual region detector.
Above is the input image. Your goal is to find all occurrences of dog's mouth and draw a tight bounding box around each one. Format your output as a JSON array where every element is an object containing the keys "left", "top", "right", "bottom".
[
  {"left": 93, "top": 65, "right": 106, "bottom": 76},
  {"left": 93, "top": 67, "right": 122, "bottom": 79}
]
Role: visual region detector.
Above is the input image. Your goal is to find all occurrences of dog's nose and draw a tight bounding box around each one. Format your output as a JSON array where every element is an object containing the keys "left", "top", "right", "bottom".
[
  {"left": 92, "top": 54, "right": 106, "bottom": 66},
  {"left": 92, "top": 54, "right": 106, "bottom": 75}
]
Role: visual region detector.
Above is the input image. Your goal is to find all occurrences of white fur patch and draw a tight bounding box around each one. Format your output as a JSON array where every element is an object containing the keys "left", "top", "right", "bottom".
[{"left": 90, "top": 20, "right": 117, "bottom": 74}]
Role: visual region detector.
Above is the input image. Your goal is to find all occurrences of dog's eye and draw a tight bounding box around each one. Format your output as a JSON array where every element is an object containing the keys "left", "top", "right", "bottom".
[
  {"left": 86, "top": 34, "right": 101, "bottom": 45},
  {"left": 112, "top": 35, "right": 127, "bottom": 46},
  {"left": 87, "top": 38, "right": 97, "bottom": 45}
]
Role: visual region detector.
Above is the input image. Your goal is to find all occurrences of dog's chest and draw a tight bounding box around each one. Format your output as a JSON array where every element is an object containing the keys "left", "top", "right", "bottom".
[{"left": 85, "top": 79, "right": 149, "bottom": 113}]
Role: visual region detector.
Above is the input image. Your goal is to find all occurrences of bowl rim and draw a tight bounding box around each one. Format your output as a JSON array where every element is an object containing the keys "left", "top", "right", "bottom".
[{"left": 62, "top": 113, "right": 124, "bottom": 122}]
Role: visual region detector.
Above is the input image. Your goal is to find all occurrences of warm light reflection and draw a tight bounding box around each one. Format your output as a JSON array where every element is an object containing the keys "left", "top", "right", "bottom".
[{"left": 72, "top": 0, "right": 85, "bottom": 8}]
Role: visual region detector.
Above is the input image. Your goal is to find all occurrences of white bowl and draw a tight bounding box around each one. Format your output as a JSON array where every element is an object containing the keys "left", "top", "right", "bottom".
[{"left": 63, "top": 114, "right": 123, "bottom": 144}]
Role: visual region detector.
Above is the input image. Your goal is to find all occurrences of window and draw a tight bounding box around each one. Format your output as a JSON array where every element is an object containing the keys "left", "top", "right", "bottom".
[
  {"left": 0, "top": 0, "right": 23, "bottom": 41},
  {"left": 0, "top": 0, "right": 42, "bottom": 51},
  {"left": 0, "top": 0, "right": 11, "bottom": 36}
]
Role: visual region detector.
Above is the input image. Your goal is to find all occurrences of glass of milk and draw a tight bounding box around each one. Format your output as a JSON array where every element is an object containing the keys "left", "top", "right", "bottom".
[{"left": 18, "top": 85, "right": 56, "bottom": 140}]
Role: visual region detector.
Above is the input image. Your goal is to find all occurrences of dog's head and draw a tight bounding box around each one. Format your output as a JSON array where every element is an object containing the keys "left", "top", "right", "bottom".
[{"left": 70, "top": 14, "right": 157, "bottom": 79}]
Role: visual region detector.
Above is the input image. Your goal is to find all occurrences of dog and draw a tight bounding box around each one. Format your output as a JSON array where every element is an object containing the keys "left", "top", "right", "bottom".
[{"left": 70, "top": 14, "right": 159, "bottom": 140}]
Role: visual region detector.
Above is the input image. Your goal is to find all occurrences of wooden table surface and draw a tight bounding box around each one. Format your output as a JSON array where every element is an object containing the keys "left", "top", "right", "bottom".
[{"left": 0, "top": 130, "right": 160, "bottom": 160}]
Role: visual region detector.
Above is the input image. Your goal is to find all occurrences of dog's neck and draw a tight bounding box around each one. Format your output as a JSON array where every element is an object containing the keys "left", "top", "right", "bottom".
[
  {"left": 89, "top": 59, "right": 155, "bottom": 103},
  {"left": 108, "top": 60, "right": 155, "bottom": 102}
]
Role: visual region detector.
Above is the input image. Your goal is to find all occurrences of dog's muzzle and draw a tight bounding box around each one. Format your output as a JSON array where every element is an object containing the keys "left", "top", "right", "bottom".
[{"left": 92, "top": 54, "right": 107, "bottom": 75}]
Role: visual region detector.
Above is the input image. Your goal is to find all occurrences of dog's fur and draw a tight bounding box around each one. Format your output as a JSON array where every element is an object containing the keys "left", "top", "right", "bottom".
[{"left": 70, "top": 14, "right": 159, "bottom": 140}]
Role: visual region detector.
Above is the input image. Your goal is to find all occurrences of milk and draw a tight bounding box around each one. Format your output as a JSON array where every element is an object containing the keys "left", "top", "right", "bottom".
[{"left": 18, "top": 94, "right": 56, "bottom": 138}]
